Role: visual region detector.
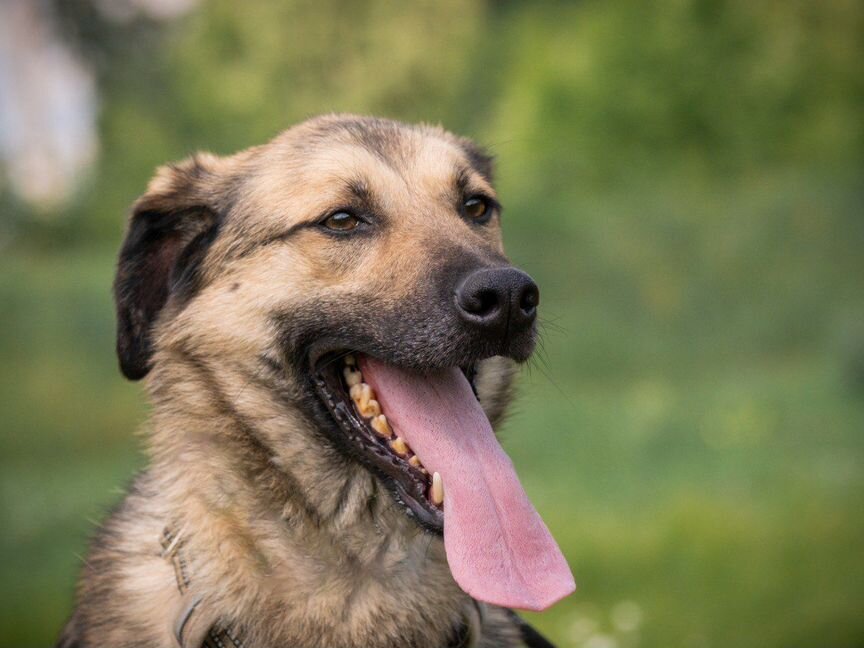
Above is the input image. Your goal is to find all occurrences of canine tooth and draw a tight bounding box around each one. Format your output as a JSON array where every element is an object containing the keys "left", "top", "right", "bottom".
[
  {"left": 431, "top": 472, "right": 444, "bottom": 506},
  {"left": 343, "top": 366, "right": 362, "bottom": 387},
  {"left": 361, "top": 398, "right": 381, "bottom": 418},
  {"left": 371, "top": 414, "right": 392, "bottom": 438},
  {"left": 344, "top": 354, "right": 356, "bottom": 366},
  {"left": 390, "top": 437, "right": 409, "bottom": 457}
]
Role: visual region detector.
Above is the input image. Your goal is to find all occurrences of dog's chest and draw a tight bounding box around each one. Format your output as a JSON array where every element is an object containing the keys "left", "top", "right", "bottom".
[{"left": 165, "top": 523, "right": 523, "bottom": 647}]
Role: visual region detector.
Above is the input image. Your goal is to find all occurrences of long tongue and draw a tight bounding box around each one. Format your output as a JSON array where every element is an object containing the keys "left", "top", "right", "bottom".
[{"left": 359, "top": 356, "right": 575, "bottom": 611}]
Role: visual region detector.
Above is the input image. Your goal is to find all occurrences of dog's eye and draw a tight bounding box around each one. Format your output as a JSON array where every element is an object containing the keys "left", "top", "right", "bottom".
[
  {"left": 322, "top": 211, "right": 360, "bottom": 232},
  {"left": 463, "top": 196, "right": 492, "bottom": 223}
]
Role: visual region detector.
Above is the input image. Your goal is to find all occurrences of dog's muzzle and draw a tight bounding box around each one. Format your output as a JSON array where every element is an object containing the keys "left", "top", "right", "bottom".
[{"left": 455, "top": 267, "right": 539, "bottom": 335}]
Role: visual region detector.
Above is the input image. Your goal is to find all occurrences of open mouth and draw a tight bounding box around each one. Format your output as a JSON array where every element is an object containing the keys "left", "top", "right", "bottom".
[
  {"left": 310, "top": 348, "right": 576, "bottom": 612},
  {"left": 312, "top": 351, "right": 460, "bottom": 531}
]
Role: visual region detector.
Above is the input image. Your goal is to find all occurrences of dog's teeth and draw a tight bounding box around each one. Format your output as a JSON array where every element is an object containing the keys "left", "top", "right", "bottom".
[
  {"left": 344, "top": 354, "right": 356, "bottom": 367},
  {"left": 344, "top": 366, "right": 362, "bottom": 387},
  {"left": 431, "top": 472, "right": 444, "bottom": 506},
  {"left": 351, "top": 382, "right": 382, "bottom": 419},
  {"left": 390, "top": 436, "right": 409, "bottom": 457},
  {"left": 371, "top": 414, "right": 392, "bottom": 438},
  {"left": 409, "top": 455, "right": 428, "bottom": 474},
  {"left": 361, "top": 398, "right": 381, "bottom": 418},
  {"left": 359, "top": 383, "right": 374, "bottom": 409},
  {"left": 351, "top": 383, "right": 373, "bottom": 409}
]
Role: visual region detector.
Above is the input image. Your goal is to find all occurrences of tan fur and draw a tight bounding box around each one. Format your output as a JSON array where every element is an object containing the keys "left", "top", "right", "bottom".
[{"left": 57, "top": 115, "right": 543, "bottom": 648}]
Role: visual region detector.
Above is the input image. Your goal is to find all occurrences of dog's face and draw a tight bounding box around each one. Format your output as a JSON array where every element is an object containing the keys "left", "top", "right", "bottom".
[{"left": 115, "top": 115, "right": 538, "bottom": 533}]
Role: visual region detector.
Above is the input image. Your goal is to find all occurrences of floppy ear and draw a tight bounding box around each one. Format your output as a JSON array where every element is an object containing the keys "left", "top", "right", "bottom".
[{"left": 114, "top": 155, "right": 223, "bottom": 380}]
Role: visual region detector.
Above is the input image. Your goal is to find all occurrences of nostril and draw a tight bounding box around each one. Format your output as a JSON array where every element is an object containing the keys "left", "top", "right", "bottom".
[
  {"left": 471, "top": 288, "right": 499, "bottom": 317},
  {"left": 457, "top": 277, "right": 503, "bottom": 323},
  {"left": 519, "top": 284, "right": 539, "bottom": 316},
  {"left": 459, "top": 285, "right": 500, "bottom": 319}
]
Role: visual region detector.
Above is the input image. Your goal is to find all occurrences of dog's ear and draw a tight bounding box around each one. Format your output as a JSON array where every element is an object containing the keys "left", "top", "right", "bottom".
[{"left": 114, "top": 154, "right": 224, "bottom": 380}]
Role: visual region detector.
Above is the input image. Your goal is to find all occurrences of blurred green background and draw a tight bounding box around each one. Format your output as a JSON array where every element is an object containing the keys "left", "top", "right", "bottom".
[{"left": 1, "top": 1, "right": 863, "bottom": 646}]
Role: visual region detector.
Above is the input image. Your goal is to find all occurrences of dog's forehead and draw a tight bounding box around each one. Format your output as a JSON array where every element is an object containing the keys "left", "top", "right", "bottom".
[
  {"left": 243, "top": 117, "right": 494, "bottom": 224},
  {"left": 293, "top": 116, "right": 490, "bottom": 177}
]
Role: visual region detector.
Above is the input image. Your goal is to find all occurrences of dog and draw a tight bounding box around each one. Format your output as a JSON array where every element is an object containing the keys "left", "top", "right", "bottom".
[{"left": 56, "top": 115, "right": 574, "bottom": 648}]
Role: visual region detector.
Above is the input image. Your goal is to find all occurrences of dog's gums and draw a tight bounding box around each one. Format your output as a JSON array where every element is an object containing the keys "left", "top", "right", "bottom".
[
  {"left": 312, "top": 351, "right": 468, "bottom": 530},
  {"left": 343, "top": 354, "right": 442, "bottom": 504}
]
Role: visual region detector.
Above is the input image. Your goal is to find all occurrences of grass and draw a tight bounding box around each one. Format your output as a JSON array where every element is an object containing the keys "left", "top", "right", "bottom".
[{"left": 512, "top": 357, "right": 864, "bottom": 647}]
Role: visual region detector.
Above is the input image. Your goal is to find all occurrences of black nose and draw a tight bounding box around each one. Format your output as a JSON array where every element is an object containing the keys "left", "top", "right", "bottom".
[{"left": 455, "top": 267, "right": 539, "bottom": 335}]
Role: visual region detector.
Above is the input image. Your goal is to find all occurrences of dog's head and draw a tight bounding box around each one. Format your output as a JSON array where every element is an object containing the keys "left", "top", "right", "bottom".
[
  {"left": 115, "top": 115, "right": 572, "bottom": 610},
  {"left": 116, "top": 115, "right": 535, "bottom": 523}
]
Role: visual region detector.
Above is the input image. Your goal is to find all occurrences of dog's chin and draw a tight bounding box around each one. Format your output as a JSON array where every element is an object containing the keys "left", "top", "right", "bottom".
[{"left": 307, "top": 348, "right": 486, "bottom": 534}]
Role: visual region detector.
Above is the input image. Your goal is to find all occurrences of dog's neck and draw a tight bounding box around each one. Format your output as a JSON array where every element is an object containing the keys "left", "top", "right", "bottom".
[{"left": 142, "top": 350, "right": 475, "bottom": 647}]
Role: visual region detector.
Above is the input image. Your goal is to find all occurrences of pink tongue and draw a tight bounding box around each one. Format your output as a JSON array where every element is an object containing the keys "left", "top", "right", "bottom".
[{"left": 360, "top": 356, "right": 575, "bottom": 611}]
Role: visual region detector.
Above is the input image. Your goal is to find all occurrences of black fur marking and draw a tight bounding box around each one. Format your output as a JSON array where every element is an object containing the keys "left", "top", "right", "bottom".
[
  {"left": 114, "top": 204, "right": 220, "bottom": 380},
  {"left": 243, "top": 219, "right": 308, "bottom": 255},
  {"left": 170, "top": 219, "right": 222, "bottom": 300},
  {"left": 446, "top": 618, "right": 472, "bottom": 648},
  {"left": 454, "top": 166, "right": 472, "bottom": 199},
  {"left": 328, "top": 473, "right": 357, "bottom": 523},
  {"left": 345, "top": 176, "right": 375, "bottom": 205},
  {"left": 259, "top": 353, "right": 286, "bottom": 376},
  {"left": 459, "top": 140, "right": 495, "bottom": 183},
  {"left": 273, "top": 247, "right": 528, "bottom": 376},
  {"left": 327, "top": 117, "right": 410, "bottom": 170}
]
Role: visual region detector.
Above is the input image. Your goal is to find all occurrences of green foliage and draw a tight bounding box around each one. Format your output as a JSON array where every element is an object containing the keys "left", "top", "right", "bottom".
[{"left": 2, "top": 1, "right": 863, "bottom": 646}]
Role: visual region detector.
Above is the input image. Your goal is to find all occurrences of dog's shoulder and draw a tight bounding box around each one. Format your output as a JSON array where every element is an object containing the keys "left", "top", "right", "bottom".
[{"left": 55, "top": 471, "right": 175, "bottom": 647}]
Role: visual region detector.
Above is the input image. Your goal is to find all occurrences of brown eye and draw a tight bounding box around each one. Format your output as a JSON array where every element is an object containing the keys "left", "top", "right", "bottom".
[
  {"left": 463, "top": 196, "right": 491, "bottom": 223},
  {"left": 322, "top": 211, "right": 360, "bottom": 232}
]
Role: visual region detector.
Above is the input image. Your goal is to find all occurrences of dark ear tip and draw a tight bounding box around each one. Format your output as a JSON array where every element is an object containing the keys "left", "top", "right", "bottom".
[
  {"left": 120, "top": 362, "right": 150, "bottom": 381},
  {"left": 117, "top": 336, "right": 152, "bottom": 380},
  {"left": 119, "top": 354, "right": 151, "bottom": 381}
]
